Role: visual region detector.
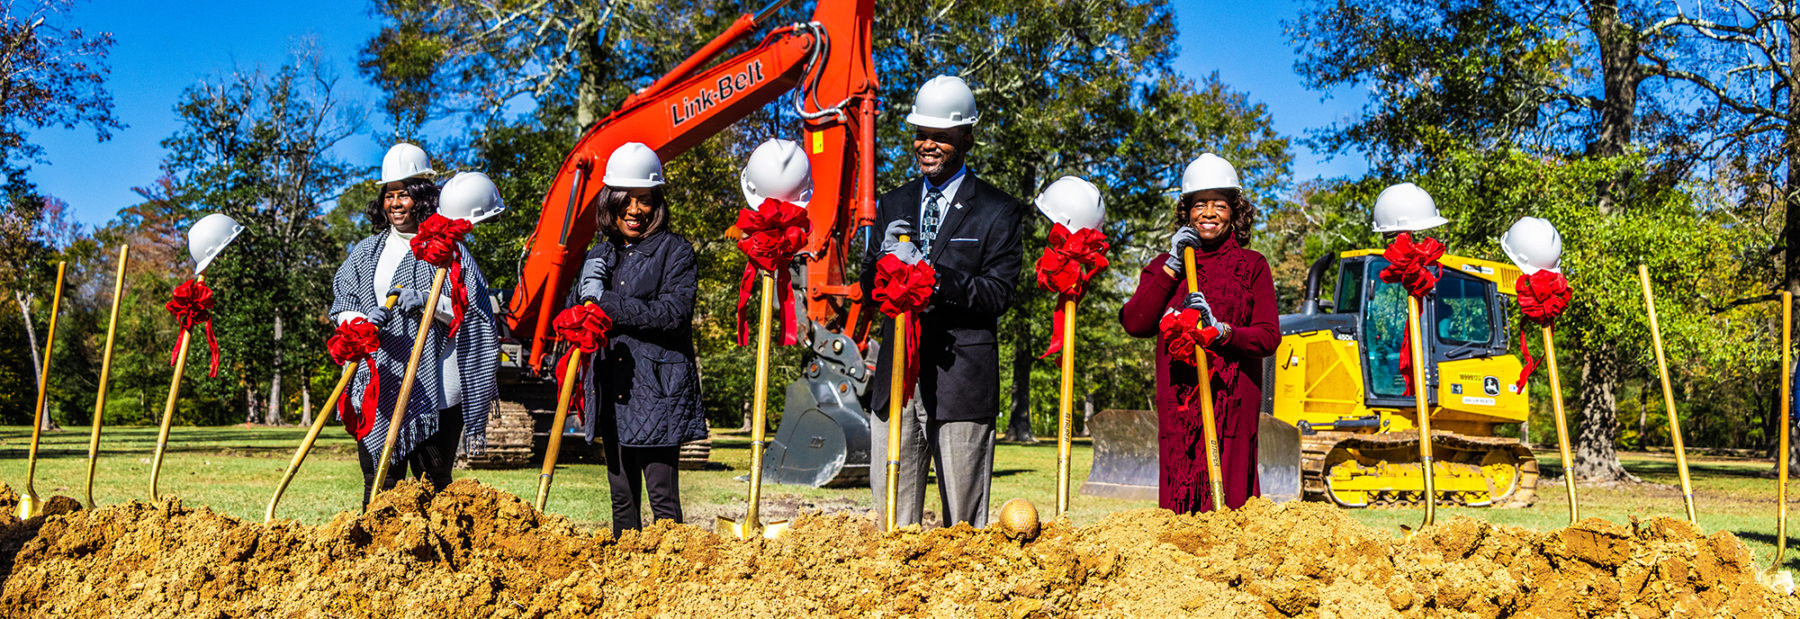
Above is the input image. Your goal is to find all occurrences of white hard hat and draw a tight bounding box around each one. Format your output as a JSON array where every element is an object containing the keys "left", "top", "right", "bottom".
[
  {"left": 741, "top": 139, "right": 813, "bottom": 209},
  {"left": 1180, "top": 153, "right": 1240, "bottom": 195},
  {"left": 379, "top": 142, "right": 435, "bottom": 185},
  {"left": 189, "top": 213, "right": 244, "bottom": 275},
  {"left": 1500, "top": 216, "right": 1562, "bottom": 275},
  {"left": 1370, "top": 182, "right": 1448, "bottom": 233},
  {"left": 439, "top": 172, "right": 506, "bottom": 224},
  {"left": 1034, "top": 176, "right": 1105, "bottom": 232},
  {"left": 602, "top": 142, "right": 665, "bottom": 188},
  {"left": 905, "top": 75, "right": 980, "bottom": 129}
]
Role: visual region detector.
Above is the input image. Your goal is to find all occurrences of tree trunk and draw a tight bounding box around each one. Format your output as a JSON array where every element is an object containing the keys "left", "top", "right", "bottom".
[
  {"left": 16, "top": 291, "right": 41, "bottom": 394},
  {"left": 1003, "top": 323, "right": 1037, "bottom": 443},
  {"left": 245, "top": 386, "right": 259, "bottom": 425},
  {"left": 1079, "top": 391, "right": 1094, "bottom": 438},
  {"left": 300, "top": 374, "right": 312, "bottom": 427},
  {"left": 1585, "top": 0, "right": 1644, "bottom": 215},
  {"left": 265, "top": 314, "right": 284, "bottom": 426},
  {"left": 1573, "top": 343, "right": 1636, "bottom": 481},
  {"left": 574, "top": 13, "right": 609, "bottom": 128}
]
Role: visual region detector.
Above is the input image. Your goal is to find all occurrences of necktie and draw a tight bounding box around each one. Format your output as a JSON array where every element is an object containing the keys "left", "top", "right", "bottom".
[{"left": 921, "top": 187, "right": 944, "bottom": 255}]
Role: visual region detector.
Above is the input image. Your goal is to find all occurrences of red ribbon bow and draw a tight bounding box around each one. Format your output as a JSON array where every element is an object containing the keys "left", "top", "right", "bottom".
[
  {"left": 1160, "top": 308, "right": 1221, "bottom": 368},
  {"left": 1035, "top": 224, "right": 1110, "bottom": 358},
  {"left": 871, "top": 254, "right": 937, "bottom": 407},
  {"left": 1512, "top": 270, "right": 1573, "bottom": 391},
  {"left": 166, "top": 278, "right": 222, "bottom": 377},
  {"left": 327, "top": 318, "right": 383, "bottom": 440},
  {"left": 409, "top": 214, "right": 474, "bottom": 338},
  {"left": 1379, "top": 233, "right": 1444, "bottom": 396},
  {"left": 734, "top": 199, "right": 811, "bottom": 348},
  {"left": 553, "top": 303, "right": 613, "bottom": 424}
]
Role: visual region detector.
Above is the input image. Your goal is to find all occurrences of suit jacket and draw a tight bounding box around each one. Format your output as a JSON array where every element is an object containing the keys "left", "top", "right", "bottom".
[{"left": 859, "top": 172, "right": 1026, "bottom": 422}]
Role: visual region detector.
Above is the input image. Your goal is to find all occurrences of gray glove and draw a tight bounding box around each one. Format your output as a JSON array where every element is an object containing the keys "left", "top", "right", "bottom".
[
  {"left": 1181, "top": 291, "right": 1217, "bottom": 328},
  {"left": 881, "top": 220, "right": 923, "bottom": 265},
  {"left": 364, "top": 306, "right": 393, "bottom": 329},
  {"left": 393, "top": 287, "right": 431, "bottom": 315},
  {"left": 1164, "top": 227, "right": 1201, "bottom": 275},
  {"left": 577, "top": 257, "right": 610, "bottom": 303}
]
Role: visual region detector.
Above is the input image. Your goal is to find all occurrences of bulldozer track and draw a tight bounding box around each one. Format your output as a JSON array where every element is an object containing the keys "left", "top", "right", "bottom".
[{"left": 1300, "top": 430, "right": 1538, "bottom": 509}]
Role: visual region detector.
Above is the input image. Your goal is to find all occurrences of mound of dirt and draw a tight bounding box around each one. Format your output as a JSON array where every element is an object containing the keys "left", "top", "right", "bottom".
[{"left": 0, "top": 480, "right": 1789, "bottom": 618}]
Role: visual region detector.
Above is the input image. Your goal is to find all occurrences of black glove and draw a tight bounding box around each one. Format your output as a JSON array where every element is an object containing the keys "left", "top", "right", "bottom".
[
  {"left": 881, "top": 220, "right": 923, "bottom": 264},
  {"left": 1164, "top": 227, "right": 1201, "bottom": 276}
]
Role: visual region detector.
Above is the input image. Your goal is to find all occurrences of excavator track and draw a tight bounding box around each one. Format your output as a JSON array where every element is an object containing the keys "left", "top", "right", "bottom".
[{"left": 1300, "top": 430, "right": 1538, "bottom": 509}]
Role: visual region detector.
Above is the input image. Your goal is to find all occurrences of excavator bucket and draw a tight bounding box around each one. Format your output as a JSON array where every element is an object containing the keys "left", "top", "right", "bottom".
[
  {"left": 1079, "top": 409, "right": 1159, "bottom": 500},
  {"left": 763, "top": 329, "right": 872, "bottom": 488},
  {"left": 1257, "top": 413, "right": 1302, "bottom": 503}
]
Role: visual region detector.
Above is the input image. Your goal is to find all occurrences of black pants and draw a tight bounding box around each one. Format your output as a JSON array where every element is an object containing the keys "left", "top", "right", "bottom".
[
  {"left": 604, "top": 437, "right": 682, "bottom": 535},
  {"left": 358, "top": 405, "right": 463, "bottom": 506}
]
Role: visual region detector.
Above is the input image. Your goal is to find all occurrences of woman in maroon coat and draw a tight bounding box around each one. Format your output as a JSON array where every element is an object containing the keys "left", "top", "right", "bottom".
[{"left": 1119, "top": 153, "right": 1279, "bottom": 513}]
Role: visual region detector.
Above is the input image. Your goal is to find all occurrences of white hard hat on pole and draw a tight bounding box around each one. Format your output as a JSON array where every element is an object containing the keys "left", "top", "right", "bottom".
[
  {"left": 1501, "top": 216, "right": 1563, "bottom": 275},
  {"left": 1035, "top": 176, "right": 1105, "bottom": 232},
  {"left": 602, "top": 142, "right": 665, "bottom": 188},
  {"left": 1180, "top": 153, "right": 1240, "bottom": 196},
  {"left": 905, "top": 75, "right": 980, "bottom": 129},
  {"left": 379, "top": 143, "right": 435, "bottom": 185},
  {"left": 741, "top": 139, "right": 813, "bottom": 209},
  {"left": 1370, "top": 182, "right": 1448, "bottom": 233},
  {"left": 189, "top": 213, "right": 244, "bottom": 275},
  {"left": 440, "top": 172, "right": 507, "bottom": 224}
]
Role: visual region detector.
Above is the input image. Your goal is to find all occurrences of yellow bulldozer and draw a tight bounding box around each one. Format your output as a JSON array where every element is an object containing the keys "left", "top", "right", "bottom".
[{"left": 1085, "top": 248, "right": 1539, "bottom": 509}]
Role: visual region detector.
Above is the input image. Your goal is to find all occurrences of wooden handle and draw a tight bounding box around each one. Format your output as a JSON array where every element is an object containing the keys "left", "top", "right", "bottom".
[
  {"left": 1181, "top": 247, "right": 1227, "bottom": 512},
  {"left": 370, "top": 269, "right": 451, "bottom": 508}
]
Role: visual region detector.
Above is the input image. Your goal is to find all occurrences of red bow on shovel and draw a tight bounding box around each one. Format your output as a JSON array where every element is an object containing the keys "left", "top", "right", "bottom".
[
  {"left": 409, "top": 214, "right": 474, "bottom": 337},
  {"left": 1378, "top": 232, "right": 1445, "bottom": 396},
  {"left": 328, "top": 318, "right": 383, "bottom": 440},
  {"left": 1035, "top": 224, "right": 1109, "bottom": 358},
  {"left": 734, "top": 199, "right": 810, "bottom": 347},
  {"left": 1160, "top": 308, "right": 1221, "bottom": 369},
  {"left": 552, "top": 303, "right": 613, "bottom": 425},
  {"left": 166, "top": 278, "right": 222, "bottom": 377},
  {"left": 1513, "top": 270, "right": 1573, "bottom": 391},
  {"left": 871, "top": 254, "right": 936, "bottom": 406}
]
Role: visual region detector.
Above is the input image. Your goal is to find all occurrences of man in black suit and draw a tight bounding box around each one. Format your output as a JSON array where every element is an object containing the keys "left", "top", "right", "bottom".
[{"left": 860, "top": 75, "right": 1025, "bottom": 528}]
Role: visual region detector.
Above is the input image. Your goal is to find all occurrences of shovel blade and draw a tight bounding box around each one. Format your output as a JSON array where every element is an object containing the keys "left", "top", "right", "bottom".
[
  {"left": 716, "top": 516, "right": 791, "bottom": 540},
  {"left": 16, "top": 494, "right": 35, "bottom": 520}
]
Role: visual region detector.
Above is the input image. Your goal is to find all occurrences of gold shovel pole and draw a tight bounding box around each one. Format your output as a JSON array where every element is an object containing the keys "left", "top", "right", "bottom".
[
  {"left": 1182, "top": 248, "right": 1228, "bottom": 512},
  {"left": 1638, "top": 265, "right": 1697, "bottom": 523},
  {"left": 1408, "top": 295, "right": 1437, "bottom": 527},
  {"left": 369, "top": 268, "right": 450, "bottom": 505},
  {"left": 885, "top": 236, "right": 910, "bottom": 533},
  {"left": 721, "top": 272, "right": 785, "bottom": 537},
  {"left": 1543, "top": 324, "right": 1579, "bottom": 524},
  {"left": 1055, "top": 297, "right": 1077, "bottom": 516},
  {"left": 84, "top": 247, "right": 129, "bottom": 509},
  {"left": 20, "top": 261, "right": 67, "bottom": 519},
  {"left": 150, "top": 274, "right": 201, "bottom": 501},
  {"left": 536, "top": 299, "right": 597, "bottom": 512},
  {"left": 266, "top": 293, "right": 400, "bottom": 523},
  {"left": 1777, "top": 290, "right": 1792, "bottom": 569}
]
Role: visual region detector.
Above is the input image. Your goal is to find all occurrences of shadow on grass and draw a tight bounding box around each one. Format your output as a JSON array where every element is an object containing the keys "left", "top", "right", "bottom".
[
  {"left": 1624, "top": 460, "right": 1768, "bottom": 480},
  {"left": 1729, "top": 530, "right": 1800, "bottom": 571}
]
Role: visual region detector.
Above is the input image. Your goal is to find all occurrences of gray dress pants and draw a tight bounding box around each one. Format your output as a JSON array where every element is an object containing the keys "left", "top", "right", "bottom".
[{"left": 870, "top": 386, "right": 996, "bottom": 527}]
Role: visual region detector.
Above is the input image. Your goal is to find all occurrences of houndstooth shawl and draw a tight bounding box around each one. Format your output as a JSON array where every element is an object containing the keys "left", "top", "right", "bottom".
[{"left": 329, "top": 232, "right": 500, "bottom": 465}]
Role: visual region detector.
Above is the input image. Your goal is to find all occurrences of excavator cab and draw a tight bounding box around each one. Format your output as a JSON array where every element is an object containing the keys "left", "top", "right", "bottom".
[{"left": 1261, "top": 250, "right": 1537, "bottom": 508}]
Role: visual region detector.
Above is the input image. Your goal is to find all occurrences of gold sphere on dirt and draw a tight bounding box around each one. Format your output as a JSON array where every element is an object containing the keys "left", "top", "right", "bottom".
[{"left": 997, "top": 498, "right": 1039, "bottom": 541}]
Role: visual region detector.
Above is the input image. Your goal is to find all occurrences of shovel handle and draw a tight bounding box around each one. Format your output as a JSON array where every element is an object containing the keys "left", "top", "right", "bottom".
[
  {"left": 1638, "top": 265, "right": 1696, "bottom": 524},
  {"left": 1182, "top": 248, "right": 1227, "bottom": 512},
  {"left": 22, "top": 261, "right": 66, "bottom": 512},
  {"left": 150, "top": 274, "right": 200, "bottom": 502},
  {"left": 86, "top": 246, "right": 129, "bottom": 510},
  {"left": 884, "top": 235, "right": 910, "bottom": 532},
  {"left": 1779, "top": 291, "right": 1792, "bottom": 570},
  {"left": 370, "top": 269, "right": 450, "bottom": 508},
  {"left": 536, "top": 300, "right": 596, "bottom": 512}
]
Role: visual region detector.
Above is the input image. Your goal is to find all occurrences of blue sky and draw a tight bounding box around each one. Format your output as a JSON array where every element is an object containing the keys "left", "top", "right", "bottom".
[{"left": 26, "top": 0, "right": 1367, "bottom": 228}]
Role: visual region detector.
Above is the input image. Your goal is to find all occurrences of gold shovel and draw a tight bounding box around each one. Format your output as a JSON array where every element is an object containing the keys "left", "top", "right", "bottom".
[
  {"left": 83, "top": 246, "right": 129, "bottom": 509},
  {"left": 1181, "top": 247, "right": 1228, "bottom": 512},
  {"left": 1638, "top": 265, "right": 1697, "bottom": 523},
  {"left": 534, "top": 300, "right": 604, "bottom": 512},
  {"left": 1406, "top": 293, "right": 1437, "bottom": 527},
  {"left": 265, "top": 292, "right": 400, "bottom": 523},
  {"left": 718, "top": 272, "right": 791, "bottom": 538},
  {"left": 1054, "top": 295, "right": 1077, "bottom": 516},
  {"left": 1542, "top": 323, "right": 1580, "bottom": 524},
  {"left": 368, "top": 268, "right": 450, "bottom": 506},
  {"left": 19, "top": 261, "right": 67, "bottom": 520},
  {"left": 883, "top": 235, "right": 912, "bottom": 533},
  {"left": 1776, "top": 290, "right": 1792, "bottom": 573},
  {"left": 148, "top": 274, "right": 203, "bottom": 501}
]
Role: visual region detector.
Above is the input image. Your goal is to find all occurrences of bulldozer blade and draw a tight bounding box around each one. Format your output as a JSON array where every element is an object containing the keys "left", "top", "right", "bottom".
[
  {"left": 764, "top": 330, "right": 872, "bottom": 488},
  {"left": 1080, "top": 409, "right": 1159, "bottom": 500},
  {"left": 1257, "top": 413, "right": 1302, "bottom": 503},
  {"left": 715, "top": 516, "right": 790, "bottom": 539}
]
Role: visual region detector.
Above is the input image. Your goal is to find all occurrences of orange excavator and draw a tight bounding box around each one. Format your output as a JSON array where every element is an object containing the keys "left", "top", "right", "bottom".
[{"left": 473, "top": 0, "right": 880, "bottom": 486}]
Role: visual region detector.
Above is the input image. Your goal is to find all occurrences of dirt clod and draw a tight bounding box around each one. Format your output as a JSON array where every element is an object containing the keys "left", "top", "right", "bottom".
[{"left": 0, "top": 483, "right": 1789, "bottom": 618}]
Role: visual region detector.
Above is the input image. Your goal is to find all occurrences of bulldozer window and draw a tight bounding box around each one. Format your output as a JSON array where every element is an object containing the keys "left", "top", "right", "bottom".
[
  {"left": 1334, "top": 259, "right": 1365, "bottom": 314},
  {"left": 1363, "top": 264, "right": 1410, "bottom": 399},
  {"left": 1432, "top": 275, "right": 1494, "bottom": 346}
]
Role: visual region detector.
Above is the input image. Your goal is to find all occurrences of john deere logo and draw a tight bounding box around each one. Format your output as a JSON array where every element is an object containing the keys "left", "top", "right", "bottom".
[{"left": 1483, "top": 376, "right": 1500, "bottom": 396}]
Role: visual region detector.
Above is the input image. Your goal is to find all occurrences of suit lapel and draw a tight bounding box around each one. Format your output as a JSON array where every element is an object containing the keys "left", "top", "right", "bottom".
[{"left": 927, "top": 173, "right": 978, "bottom": 262}]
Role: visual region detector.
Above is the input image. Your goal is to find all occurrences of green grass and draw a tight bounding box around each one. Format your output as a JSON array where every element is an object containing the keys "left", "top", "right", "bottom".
[{"left": 2, "top": 424, "right": 1797, "bottom": 573}]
